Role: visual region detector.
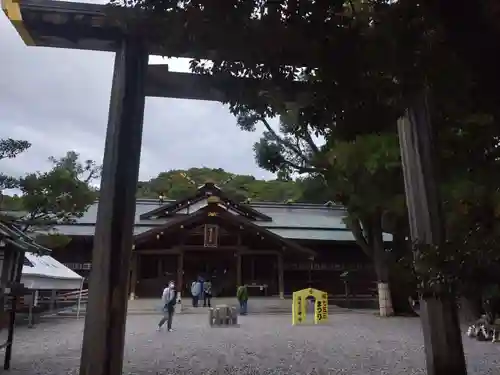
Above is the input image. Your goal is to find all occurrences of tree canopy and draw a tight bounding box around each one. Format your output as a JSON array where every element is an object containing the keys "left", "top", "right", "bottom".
[
  {"left": 0, "top": 138, "right": 32, "bottom": 191},
  {"left": 136, "top": 167, "right": 303, "bottom": 203},
  {"left": 0, "top": 146, "right": 102, "bottom": 248},
  {"left": 18, "top": 151, "right": 101, "bottom": 229}
]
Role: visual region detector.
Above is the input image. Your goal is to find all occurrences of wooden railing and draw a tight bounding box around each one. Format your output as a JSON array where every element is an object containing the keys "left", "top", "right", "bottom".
[
  {"left": 56, "top": 289, "right": 88, "bottom": 302},
  {"left": 16, "top": 289, "right": 89, "bottom": 310}
]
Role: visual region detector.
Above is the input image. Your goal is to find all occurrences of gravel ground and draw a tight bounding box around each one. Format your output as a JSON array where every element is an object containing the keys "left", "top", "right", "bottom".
[{"left": 4, "top": 313, "right": 500, "bottom": 374}]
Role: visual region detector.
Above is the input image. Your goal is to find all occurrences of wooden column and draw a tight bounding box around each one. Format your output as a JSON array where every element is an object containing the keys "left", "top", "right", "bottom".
[
  {"left": 50, "top": 289, "right": 57, "bottom": 311},
  {"left": 398, "top": 91, "right": 466, "bottom": 375},
  {"left": 250, "top": 257, "right": 255, "bottom": 281},
  {"left": 277, "top": 253, "right": 284, "bottom": 299},
  {"left": 157, "top": 256, "right": 163, "bottom": 278},
  {"left": 236, "top": 253, "right": 242, "bottom": 286},
  {"left": 79, "top": 35, "right": 148, "bottom": 375},
  {"left": 129, "top": 253, "right": 138, "bottom": 300},
  {"left": 3, "top": 251, "right": 24, "bottom": 370},
  {"left": 177, "top": 251, "right": 184, "bottom": 291}
]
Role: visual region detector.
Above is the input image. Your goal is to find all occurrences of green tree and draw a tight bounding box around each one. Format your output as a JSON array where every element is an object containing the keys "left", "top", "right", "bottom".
[
  {"left": 136, "top": 167, "right": 303, "bottom": 203},
  {"left": 254, "top": 120, "right": 406, "bottom": 316},
  {"left": 1, "top": 195, "right": 24, "bottom": 211},
  {"left": 413, "top": 109, "right": 500, "bottom": 320},
  {"left": 238, "top": 96, "right": 407, "bottom": 315},
  {"left": 323, "top": 134, "right": 410, "bottom": 316},
  {"left": 17, "top": 151, "right": 101, "bottom": 237},
  {"left": 0, "top": 138, "right": 31, "bottom": 191}
]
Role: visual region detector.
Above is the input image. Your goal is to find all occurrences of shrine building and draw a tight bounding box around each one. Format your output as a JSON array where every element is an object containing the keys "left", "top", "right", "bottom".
[{"left": 50, "top": 182, "right": 390, "bottom": 299}]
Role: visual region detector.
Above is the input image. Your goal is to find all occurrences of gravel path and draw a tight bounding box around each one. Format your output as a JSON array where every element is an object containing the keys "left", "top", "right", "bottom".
[{"left": 4, "top": 313, "right": 500, "bottom": 374}]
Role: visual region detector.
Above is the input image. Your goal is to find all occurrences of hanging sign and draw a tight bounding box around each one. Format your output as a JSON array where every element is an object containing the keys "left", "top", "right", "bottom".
[
  {"left": 204, "top": 224, "right": 219, "bottom": 247},
  {"left": 292, "top": 288, "right": 328, "bottom": 325}
]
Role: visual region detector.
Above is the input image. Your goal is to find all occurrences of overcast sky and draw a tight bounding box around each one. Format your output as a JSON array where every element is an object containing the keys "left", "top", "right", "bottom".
[{"left": 0, "top": 0, "right": 275, "bottom": 188}]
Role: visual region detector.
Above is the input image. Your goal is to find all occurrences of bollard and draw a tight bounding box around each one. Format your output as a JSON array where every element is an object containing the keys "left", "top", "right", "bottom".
[
  {"left": 214, "top": 308, "right": 221, "bottom": 325},
  {"left": 208, "top": 308, "right": 214, "bottom": 326},
  {"left": 175, "top": 292, "right": 182, "bottom": 314},
  {"left": 232, "top": 307, "right": 238, "bottom": 325}
]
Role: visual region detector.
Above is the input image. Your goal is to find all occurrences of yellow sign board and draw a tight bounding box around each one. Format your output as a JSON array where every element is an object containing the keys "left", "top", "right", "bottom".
[{"left": 292, "top": 288, "right": 328, "bottom": 325}]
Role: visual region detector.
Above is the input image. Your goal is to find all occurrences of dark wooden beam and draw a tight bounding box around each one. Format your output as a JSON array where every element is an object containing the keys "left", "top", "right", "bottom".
[
  {"left": 138, "top": 248, "right": 182, "bottom": 255},
  {"left": 3, "top": 251, "right": 24, "bottom": 371},
  {"left": 277, "top": 253, "right": 284, "bottom": 299},
  {"left": 177, "top": 251, "right": 184, "bottom": 291},
  {"left": 11, "top": 0, "right": 318, "bottom": 65},
  {"left": 137, "top": 247, "right": 279, "bottom": 255},
  {"left": 145, "top": 65, "right": 307, "bottom": 102},
  {"left": 236, "top": 252, "right": 242, "bottom": 286},
  {"left": 180, "top": 245, "right": 242, "bottom": 252},
  {"left": 239, "top": 250, "right": 280, "bottom": 256},
  {"left": 79, "top": 36, "right": 148, "bottom": 375},
  {"left": 398, "top": 91, "right": 466, "bottom": 375}
]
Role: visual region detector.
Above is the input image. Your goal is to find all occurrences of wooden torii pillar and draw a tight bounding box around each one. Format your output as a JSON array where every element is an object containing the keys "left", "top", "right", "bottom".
[
  {"left": 79, "top": 36, "right": 148, "bottom": 375},
  {"left": 398, "top": 92, "right": 466, "bottom": 375}
]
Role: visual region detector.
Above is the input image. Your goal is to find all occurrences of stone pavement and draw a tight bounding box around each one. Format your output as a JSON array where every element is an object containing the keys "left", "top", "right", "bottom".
[{"left": 4, "top": 313, "right": 500, "bottom": 374}]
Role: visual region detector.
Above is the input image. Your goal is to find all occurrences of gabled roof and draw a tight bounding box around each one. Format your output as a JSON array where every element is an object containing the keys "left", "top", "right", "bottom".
[
  {"left": 0, "top": 220, "right": 51, "bottom": 255},
  {"left": 139, "top": 182, "right": 272, "bottom": 221},
  {"left": 134, "top": 203, "right": 316, "bottom": 256}
]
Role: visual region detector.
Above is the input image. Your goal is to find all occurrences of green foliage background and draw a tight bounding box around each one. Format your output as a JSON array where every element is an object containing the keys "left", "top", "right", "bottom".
[{"left": 136, "top": 167, "right": 305, "bottom": 203}]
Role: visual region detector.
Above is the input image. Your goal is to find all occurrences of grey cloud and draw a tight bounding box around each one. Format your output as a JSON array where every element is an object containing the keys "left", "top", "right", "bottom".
[{"left": 0, "top": 6, "right": 274, "bottom": 184}]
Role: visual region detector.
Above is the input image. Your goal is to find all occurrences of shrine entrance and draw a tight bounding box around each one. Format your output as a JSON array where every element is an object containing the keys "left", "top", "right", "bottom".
[{"left": 183, "top": 251, "right": 236, "bottom": 297}]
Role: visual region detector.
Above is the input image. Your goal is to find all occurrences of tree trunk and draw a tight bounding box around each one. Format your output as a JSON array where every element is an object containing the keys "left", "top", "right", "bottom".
[
  {"left": 374, "top": 255, "right": 394, "bottom": 317},
  {"left": 372, "top": 214, "right": 394, "bottom": 317}
]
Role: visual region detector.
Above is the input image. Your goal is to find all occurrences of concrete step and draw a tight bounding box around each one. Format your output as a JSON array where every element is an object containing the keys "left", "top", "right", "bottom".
[{"left": 59, "top": 300, "right": 348, "bottom": 317}]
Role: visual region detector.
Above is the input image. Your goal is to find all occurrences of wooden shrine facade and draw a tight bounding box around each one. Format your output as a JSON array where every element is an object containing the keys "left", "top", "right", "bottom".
[
  {"left": 50, "top": 183, "right": 377, "bottom": 300},
  {"left": 129, "top": 197, "right": 316, "bottom": 299}
]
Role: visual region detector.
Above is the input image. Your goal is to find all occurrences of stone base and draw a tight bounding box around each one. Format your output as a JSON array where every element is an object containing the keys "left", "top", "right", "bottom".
[
  {"left": 209, "top": 305, "right": 238, "bottom": 327},
  {"left": 175, "top": 292, "right": 182, "bottom": 314},
  {"left": 377, "top": 282, "right": 394, "bottom": 317}
]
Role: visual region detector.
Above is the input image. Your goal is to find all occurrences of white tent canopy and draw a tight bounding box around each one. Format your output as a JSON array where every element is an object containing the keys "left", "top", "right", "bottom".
[{"left": 21, "top": 252, "right": 83, "bottom": 290}]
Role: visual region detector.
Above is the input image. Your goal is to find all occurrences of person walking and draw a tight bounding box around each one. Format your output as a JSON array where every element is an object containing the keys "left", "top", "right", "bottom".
[
  {"left": 157, "top": 281, "right": 176, "bottom": 332},
  {"left": 191, "top": 279, "right": 201, "bottom": 307},
  {"left": 236, "top": 284, "right": 248, "bottom": 315},
  {"left": 203, "top": 279, "right": 213, "bottom": 307}
]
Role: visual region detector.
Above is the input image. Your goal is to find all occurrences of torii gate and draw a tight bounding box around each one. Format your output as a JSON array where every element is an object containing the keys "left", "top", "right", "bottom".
[{"left": 2, "top": 1, "right": 466, "bottom": 375}]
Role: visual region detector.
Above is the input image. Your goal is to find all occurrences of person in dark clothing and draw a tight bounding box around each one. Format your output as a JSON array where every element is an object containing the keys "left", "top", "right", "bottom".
[
  {"left": 157, "top": 281, "right": 176, "bottom": 332},
  {"left": 203, "top": 279, "right": 213, "bottom": 307}
]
